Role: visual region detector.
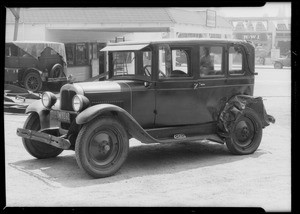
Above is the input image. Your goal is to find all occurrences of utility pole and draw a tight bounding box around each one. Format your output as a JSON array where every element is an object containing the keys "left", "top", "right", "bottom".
[{"left": 9, "top": 8, "right": 20, "bottom": 41}]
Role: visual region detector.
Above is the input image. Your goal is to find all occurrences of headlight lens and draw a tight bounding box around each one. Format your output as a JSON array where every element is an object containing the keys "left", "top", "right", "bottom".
[
  {"left": 72, "top": 95, "right": 82, "bottom": 112},
  {"left": 72, "top": 95, "right": 90, "bottom": 112},
  {"left": 41, "top": 92, "right": 57, "bottom": 108}
]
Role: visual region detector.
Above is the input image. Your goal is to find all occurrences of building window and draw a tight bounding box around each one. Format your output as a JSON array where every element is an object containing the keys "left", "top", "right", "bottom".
[
  {"left": 228, "top": 46, "right": 244, "bottom": 75},
  {"left": 235, "top": 22, "right": 246, "bottom": 31},
  {"left": 199, "top": 46, "right": 223, "bottom": 77},
  {"left": 178, "top": 33, "right": 203, "bottom": 38},
  {"left": 276, "top": 23, "right": 288, "bottom": 31},
  {"left": 255, "top": 22, "right": 267, "bottom": 31},
  {"left": 276, "top": 32, "right": 291, "bottom": 38},
  {"left": 209, "top": 34, "right": 221, "bottom": 38},
  {"left": 65, "top": 43, "right": 88, "bottom": 66},
  {"left": 76, "top": 43, "right": 88, "bottom": 66}
]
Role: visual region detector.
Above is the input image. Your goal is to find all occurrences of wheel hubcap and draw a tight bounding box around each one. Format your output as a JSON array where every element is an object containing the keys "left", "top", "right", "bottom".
[
  {"left": 88, "top": 130, "right": 119, "bottom": 166},
  {"left": 234, "top": 118, "right": 255, "bottom": 147}
]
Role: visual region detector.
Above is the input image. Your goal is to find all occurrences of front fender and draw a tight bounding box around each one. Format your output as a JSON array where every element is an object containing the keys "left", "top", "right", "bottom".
[
  {"left": 76, "top": 104, "right": 158, "bottom": 144},
  {"left": 25, "top": 100, "right": 50, "bottom": 129}
]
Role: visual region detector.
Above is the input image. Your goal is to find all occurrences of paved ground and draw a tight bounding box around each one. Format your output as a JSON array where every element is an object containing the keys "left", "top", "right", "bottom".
[{"left": 4, "top": 68, "right": 291, "bottom": 211}]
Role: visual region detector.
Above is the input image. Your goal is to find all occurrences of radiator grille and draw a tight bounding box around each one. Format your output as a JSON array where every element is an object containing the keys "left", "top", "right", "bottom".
[{"left": 60, "top": 90, "right": 76, "bottom": 111}]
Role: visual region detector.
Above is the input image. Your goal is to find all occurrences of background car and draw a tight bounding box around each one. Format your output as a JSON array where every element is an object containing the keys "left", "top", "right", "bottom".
[
  {"left": 5, "top": 41, "right": 70, "bottom": 92},
  {"left": 273, "top": 51, "right": 291, "bottom": 69}
]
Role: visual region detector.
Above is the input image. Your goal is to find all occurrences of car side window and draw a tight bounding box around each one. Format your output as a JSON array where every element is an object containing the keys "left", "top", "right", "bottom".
[
  {"left": 158, "top": 46, "right": 191, "bottom": 79},
  {"left": 199, "top": 46, "right": 223, "bottom": 77},
  {"left": 143, "top": 51, "right": 152, "bottom": 76},
  {"left": 229, "top": 46, "right": 244, "bottom": 75}
]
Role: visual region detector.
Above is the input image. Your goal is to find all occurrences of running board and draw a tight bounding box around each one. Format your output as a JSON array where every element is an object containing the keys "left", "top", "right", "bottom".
[{"left": 155, "top": 134, "right": 225, "bottom": 144}]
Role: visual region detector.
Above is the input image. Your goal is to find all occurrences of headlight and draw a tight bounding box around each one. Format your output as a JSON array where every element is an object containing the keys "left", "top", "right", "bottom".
[
  {"left": 42, "top": 92, "right": 57, "bottom": 108},
  {"left": 72, "top": 95, "right": 90, "bottom": 112}
]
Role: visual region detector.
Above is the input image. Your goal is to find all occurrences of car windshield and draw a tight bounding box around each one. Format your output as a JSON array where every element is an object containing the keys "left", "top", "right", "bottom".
[
  {"left": 111, "top": 50, "right": 152, "bottom": 80},
  {"left": 112, "top": 51, "right": 136, "bottom": 76}
]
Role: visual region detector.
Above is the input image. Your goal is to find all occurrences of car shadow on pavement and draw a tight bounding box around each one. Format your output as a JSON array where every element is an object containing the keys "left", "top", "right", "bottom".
[{"left": 8, "top": 141, "right": 267, "bottom": 188}]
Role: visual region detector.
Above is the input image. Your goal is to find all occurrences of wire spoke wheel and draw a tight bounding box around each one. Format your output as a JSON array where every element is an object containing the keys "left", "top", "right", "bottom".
[{"left": 24, "top": 72, "right": 42, "bottom": 92}]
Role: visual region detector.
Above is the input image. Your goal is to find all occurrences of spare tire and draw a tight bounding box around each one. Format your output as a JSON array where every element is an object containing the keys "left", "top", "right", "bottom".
[{"left": 50, "top": 64, "right": 64, "bottom": 78}]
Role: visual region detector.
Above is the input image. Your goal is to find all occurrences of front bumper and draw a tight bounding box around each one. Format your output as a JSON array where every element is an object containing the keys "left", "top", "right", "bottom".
[{"left": 16, "top": 127, "right": 71, "bottom": 150}]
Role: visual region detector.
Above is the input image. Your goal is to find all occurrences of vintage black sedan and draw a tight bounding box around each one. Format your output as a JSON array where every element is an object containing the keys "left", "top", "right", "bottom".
[{"left": 17, "top": 38, "right": 275, "bottom": 178}]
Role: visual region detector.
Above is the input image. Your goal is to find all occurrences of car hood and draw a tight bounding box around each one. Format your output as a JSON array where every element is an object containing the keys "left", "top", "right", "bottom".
[{"left": 73, "top": 80, "right": 131, "bottom": 95}]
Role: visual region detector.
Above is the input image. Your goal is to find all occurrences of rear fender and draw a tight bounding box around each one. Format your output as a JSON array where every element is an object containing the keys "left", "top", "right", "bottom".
[
  {"left": 218, "top": 95, "right": 275, "bottom": 133},
  {"left": 76, "top": 104, "right": 158, "bottom": 144},
  {"left": 25, "top": 100, "right": 50, "bottom": 129}
]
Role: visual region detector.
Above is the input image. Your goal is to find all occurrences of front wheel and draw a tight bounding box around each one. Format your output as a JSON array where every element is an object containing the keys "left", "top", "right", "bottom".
[
  {"left": 225, "top": 108, "right": 263, "bottom": 155},
  {"left": 22, "top": 113, "right": 63, "bottom": 159},
  {"left": 274, "top": 62, "right": 283, "bottom": 69},
  {"left": 75, "top": 117, "right": 129, "bottom": 178}
]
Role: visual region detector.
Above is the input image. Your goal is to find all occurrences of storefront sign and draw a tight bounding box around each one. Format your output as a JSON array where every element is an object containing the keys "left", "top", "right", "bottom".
[
  {"left": 243, "top": 34, "right": 261, "bottom": 40},
  {"left": 236, "top": 33, "right": 270, "bottom": 42},
  {"left": 206, "top": 10, "right": 216, "bottom": 28}
]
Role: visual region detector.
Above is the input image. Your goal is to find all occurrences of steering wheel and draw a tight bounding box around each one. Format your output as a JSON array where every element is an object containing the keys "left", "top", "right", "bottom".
[
  {"left": 159, "top": 70, "right": 166, "bottom": 77},
  {"left": 143, "top": 65, "right": 151, "bottom": 76}
]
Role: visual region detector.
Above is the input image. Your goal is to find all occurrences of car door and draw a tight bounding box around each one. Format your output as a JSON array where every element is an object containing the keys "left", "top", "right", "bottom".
[
  {"left": 193, "top": 44, "right": 228, "bottom": 124},
  {"left": 195, "top": 44, "right": 254, "bottom": 124},
  {"left": 154, "top": 44, "right": 204, "bottom": 127}
]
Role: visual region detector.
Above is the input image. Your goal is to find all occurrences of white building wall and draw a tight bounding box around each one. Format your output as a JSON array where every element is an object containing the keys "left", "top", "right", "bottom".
[
  {"left": 174, "top": 24, "right": 232, "bottom": 38},
  {"left": 46, "top": 29, "right": 127, "bottom": 43},
  {"left": 125, "top": 32, "right": 163, "bottom": 41},
  {"left": 5, "top": 23, "right": 46, "bottom": 42}
]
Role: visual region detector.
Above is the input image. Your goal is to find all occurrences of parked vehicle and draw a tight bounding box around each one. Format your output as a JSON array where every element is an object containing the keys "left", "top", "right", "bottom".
[
  {"left": 255, "top": 45, "right": 269, "bottom": 65},
  {"left": 17, "top": 38, "right": 275, "bottom": 178},
  {"left": 273, "top": 51, "right": 291, "bottom": 69},
  {"left": 5, "top": 41, "right": 70, "bottom": 92}
]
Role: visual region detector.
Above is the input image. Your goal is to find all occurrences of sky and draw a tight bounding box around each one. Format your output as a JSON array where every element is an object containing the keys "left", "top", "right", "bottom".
[{"left": 182, "top": 2, "right": 291, "bottom": 18}]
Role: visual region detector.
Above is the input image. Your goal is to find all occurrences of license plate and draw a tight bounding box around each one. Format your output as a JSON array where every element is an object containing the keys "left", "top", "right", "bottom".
[{"left": 51, "top": 110, "right": 70, "bottom": 123}]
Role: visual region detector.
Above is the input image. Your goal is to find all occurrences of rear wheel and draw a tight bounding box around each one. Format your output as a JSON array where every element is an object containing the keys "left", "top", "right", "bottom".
[
  {"left": 50, "top": 64, "right": 64, "bottom": 78},
  {"left": 274, "top": 62, "right": 283, "bottom": 69},
  {"left": 22, "top": 113, "right": 63, "bottom": 159},
  {"left": 225, "top": 108, "right": 263, "bottom": 155},
  {"left": 24, "top": 72, "right": 42, "bottom": 92},
  {"left": 75, "top": 117, "right": 129, "bottom": 178}
]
